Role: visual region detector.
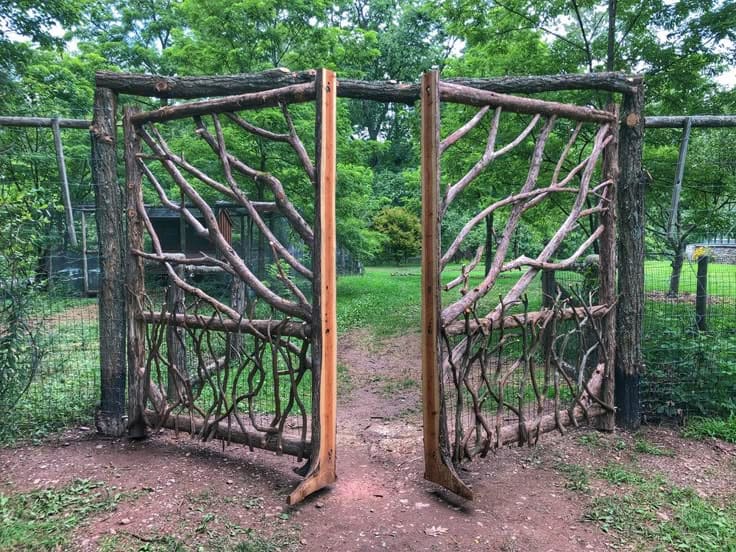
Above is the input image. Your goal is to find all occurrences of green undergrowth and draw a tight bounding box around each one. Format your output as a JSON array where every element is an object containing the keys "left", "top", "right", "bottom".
[
  {"left": 683, "top": 415, "right": 736, "bottom": 443},
  {"left": 0, "top": 479, "right": 124, "bottom": 551},
  {"left": 586, "top": 468, "right": 736, "bottom": 550},
  {"left": 554, "top": 448, "right": 736, "bottom": 550}
]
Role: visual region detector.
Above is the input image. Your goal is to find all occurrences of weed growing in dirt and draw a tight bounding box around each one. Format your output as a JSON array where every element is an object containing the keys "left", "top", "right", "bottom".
[
  {"left": 381, "top": 377, "right": 417, "bottom": 396},
  {"left": 0, "top": 479, "right": 123, "bottom": 551},
  {"left": 584, "top": 468, "right": 736, "bottom": 550},
  {"left": 683, "top": 415, "right": 736, "bottom": 443},
  {"left": 633, "top": 437, "right": 675, "bottom": 457},
  {"left": 555, "top": 462, "right": 590, "bottom": 493}
]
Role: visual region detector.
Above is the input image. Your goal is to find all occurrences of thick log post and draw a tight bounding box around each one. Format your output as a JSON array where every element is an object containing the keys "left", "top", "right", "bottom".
[
  {"left": 420, "top": 70, "right": 473, "bottom": 501},
  {"left": 615, "top": 85, "right": 645, "bottom": 429},
  {"left": 288, "top": 69, "right": 337, "bottom": 505},
  {"left": 91, "top": 88, "right": 126, "bottom": 437},
  {"left": 597, "top": 105, "right": 619, "bottom": 432},
  {"left": 123, "top": 106, "right": 148, "bottom": 438},
  {"left": 695, "top": 255, "right": 709, "bottom": 332}
]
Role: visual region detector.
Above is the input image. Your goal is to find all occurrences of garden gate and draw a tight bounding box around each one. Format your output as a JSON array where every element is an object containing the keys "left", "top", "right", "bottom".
[
  {"left": 419, "top": 70, "right": 619, "bottom": 499},
  {"left": 121, "top": 69, "right": 336, "bottom": 505}
]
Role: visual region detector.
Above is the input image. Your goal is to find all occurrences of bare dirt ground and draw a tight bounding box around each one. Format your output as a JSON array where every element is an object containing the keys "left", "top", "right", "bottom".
[{"left": 1, "top": 330, "right": 735, "bottom": 551}]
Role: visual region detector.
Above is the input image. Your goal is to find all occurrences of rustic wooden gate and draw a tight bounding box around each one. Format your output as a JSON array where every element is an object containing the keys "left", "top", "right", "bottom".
[
  {"left": 123, "top": 69, "right": 336, "bottom": 505},
  {"left": 420, "top": 70, "right": 619, "bottom": 499}
]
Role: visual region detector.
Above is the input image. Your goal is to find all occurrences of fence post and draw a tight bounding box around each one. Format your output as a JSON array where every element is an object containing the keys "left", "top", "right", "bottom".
[
  {"left": 615, "top": 83, "right": 645, "bottom": 430},
  {"left": 695, "top": 255, "right": 709, "bottom": 332},
  {"left": 91, "top": 87, "right": 127, "bottom": 437},
  {"left": 597, "top": 104, "right": 619, "bottom": 432},
  {"left": 123, "top": 106, "right": 148, "bottom": 438},
  {"left": 418, "top": 70, "right": 472, "bottom": 500}
]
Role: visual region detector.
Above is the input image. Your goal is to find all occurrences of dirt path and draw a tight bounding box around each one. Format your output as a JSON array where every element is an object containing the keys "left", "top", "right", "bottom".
[{"left": 1, "top": 330, "right": 734, "bottom": 551}]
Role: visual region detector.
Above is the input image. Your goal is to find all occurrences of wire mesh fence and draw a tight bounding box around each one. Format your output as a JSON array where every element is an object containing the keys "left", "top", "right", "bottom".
[{"left": 640, "top": 257, "right": 736, "bottom": 418}]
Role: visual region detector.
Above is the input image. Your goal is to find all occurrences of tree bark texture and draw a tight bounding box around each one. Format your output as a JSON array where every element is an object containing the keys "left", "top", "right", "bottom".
[
  {"left": 96, "top": 69, "right": 641, "bottom": 102},
  {"left": 91, "top": 88, "right": 127, "bottom": 438},
  {"left": 615, "top": 85, "right": 645, "bottom": 430}
]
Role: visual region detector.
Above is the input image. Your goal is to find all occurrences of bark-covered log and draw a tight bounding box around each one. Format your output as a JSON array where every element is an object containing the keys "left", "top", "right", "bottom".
[
  {"left": 0, "top": 116, "right": 90, "bottom": 129},
  {"left": 645, "top": 115, "right": 736, "bottom": 128},
  {"left": 124, "top": 106, "right": 148, "bottom": 439},
  {"left": 616, "top": 85, "right": 645, "bottom": 430},
  {"left": 147, "top": 410, "right": 312, "bottom": 458},
  {"left": 439, "top": 82, "right": 616, "bottom": 123},
  {"left": 443, "top": 304, "right": 610, "bottom": 336},
  {"left": 131, "top": 83, "right": 315, "bottom": 125},
  {"left": 91, "top": 88, "right": 126, "bottom": 438},
  {"left": 96, "top": 69, "right": 640, "bottom": 102},
  {"left": 139, "top": 311, "right": 311, "bottom": 338}
]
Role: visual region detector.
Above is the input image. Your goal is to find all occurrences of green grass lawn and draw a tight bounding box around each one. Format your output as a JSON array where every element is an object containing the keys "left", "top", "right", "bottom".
[
  {"left": 644, "top": 260, "right": 736, "bottom": 295},
  {"left": 337, "top": 260, "right": 735, "bottom": 338}
]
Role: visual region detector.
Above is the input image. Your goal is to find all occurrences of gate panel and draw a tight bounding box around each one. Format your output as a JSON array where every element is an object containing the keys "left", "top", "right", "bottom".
[
  {"left": 123, "top": 69, "right": 336, "bottom": 504},
  {"left": 421, "top": 70, "right": 618, "bottom": 499}
]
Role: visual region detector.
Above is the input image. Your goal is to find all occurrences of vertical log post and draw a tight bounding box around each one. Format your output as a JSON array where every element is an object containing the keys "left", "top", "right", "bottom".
[
  {"left": 166, "top": 267, "right": 187, "bottom": 400},
  {"left": 52, "top": 117, "right": 78, "bottom": 247},
  {"left": 695, "top": 255, "right": 708, "bottom": 332},
  {"left": 616, "top": 84, "right": 645, "bottom": 429},
  {"left": 123, "top": 107, "right": 148, "bottom": 438},
  {"left": 597, "top": 105, "right": 619, "bottom": 431},
  {"left": 288, "top": 69, "right": 337, "bottom": 505},
  {"left": 420, "top": 70, "right": 473, "bottom": 500},
  {"left": 81, "top": 210, "right": 90, "bottom": 296},
  {"left": 91, "top": 88, "right": 127, "bottom": 437}
]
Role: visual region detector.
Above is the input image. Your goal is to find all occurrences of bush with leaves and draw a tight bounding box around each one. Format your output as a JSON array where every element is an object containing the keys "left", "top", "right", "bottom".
[{"left": 372, "top": 206, "right": 421, "bottom": 265}]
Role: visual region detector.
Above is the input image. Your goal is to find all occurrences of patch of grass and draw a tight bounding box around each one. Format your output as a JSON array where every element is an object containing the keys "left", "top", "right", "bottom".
[
  {"left": 0, "top": 479, "right": 123, "bottom": 551},
  {"left": 584, "top": 469, "right": 736, "bottom": 550},
  {"left": 596, "top": 463, "right": 645, "bottom": 486},
  {"left": 555, "top": 462, "right": 590, "bottom": 493},
  {"left": 381, "top": 377, "right": 418, "bottom": 396},
  {"left": 683, "top": 416, "right": 736, "bottom": 444},
  {"left": 634, "top": 437, "right": 675, "bottom": 457}
]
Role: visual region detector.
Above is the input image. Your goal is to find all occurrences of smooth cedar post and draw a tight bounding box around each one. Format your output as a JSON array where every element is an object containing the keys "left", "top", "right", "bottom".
[
  {"left": 288, "top": 68, "right": 337, "bottom": 505},
  {"left": 166, "top": 267, "right": 187, "bottom": 400},
  {"left": 91, "top": 88, "right": 127, "bottom": 437},
  {"left": 51, "top": 117, "right": 78, "bottom": 247},
  {"left": 616, "top": 84, "right": 645, "bottom": 430},
  {"left": 695, "top": 255, "right": 708, "bottom": 332},
  {"left": 420, "top": 70, "right": 473, "bottom": 500},
  {"left": 597, "top": 105, "right": 619, "bottom": 432},
  {"left": 123, "top": 106, "right": 148, "bottom": 438}
]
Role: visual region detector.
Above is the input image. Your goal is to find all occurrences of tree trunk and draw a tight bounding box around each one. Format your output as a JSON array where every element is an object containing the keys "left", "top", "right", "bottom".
[{"left": 667, "top": 243, "right": 685, "bottom": 297}]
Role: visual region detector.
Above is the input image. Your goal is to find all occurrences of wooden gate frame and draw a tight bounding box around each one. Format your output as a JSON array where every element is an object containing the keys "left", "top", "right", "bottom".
[
  {"left": 420, "top": 70, "right": 619, "bottom": 499},
  {"left": 104, "top": 69, "right": 337, "bottom": 505}
]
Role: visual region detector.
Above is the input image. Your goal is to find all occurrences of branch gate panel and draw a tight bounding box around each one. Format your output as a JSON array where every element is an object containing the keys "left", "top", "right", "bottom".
[
  {"left": 421, "top": 70, "right": 618, "bottom": 499},
  {"left": 123, "top": 69, "right": 336, "bottom": 505}
]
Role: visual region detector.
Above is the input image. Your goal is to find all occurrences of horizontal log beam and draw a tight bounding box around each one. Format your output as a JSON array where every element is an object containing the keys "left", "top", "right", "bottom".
[
  {"left": 0, "top": 116, "right": 90, "bottom": 129},
  {"left": 439, "top": 83, "right": 616, "bottom": 123},
  {"left": 147, "top": 410, "right": 312, "bottom": 458},
  {"left": 645, "top": 115, "right": 736, "bottom": 128},
  {"left": 97, "top": 69, "right": 641, "bottom": 103},
  {"left": 443, "top": 304, "right": 610, "bottom": 336},
  {"left": 139, "top": 311, "right": 312, "bottom": 338},
  {"left": 131, "top": 83, "right": 316, "bottom": 125}
]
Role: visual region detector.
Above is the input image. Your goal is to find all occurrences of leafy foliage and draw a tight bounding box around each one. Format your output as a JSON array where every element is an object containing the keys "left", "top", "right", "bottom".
[{"left": 372, "top": 206, "right": 421, "bottom": 264}]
